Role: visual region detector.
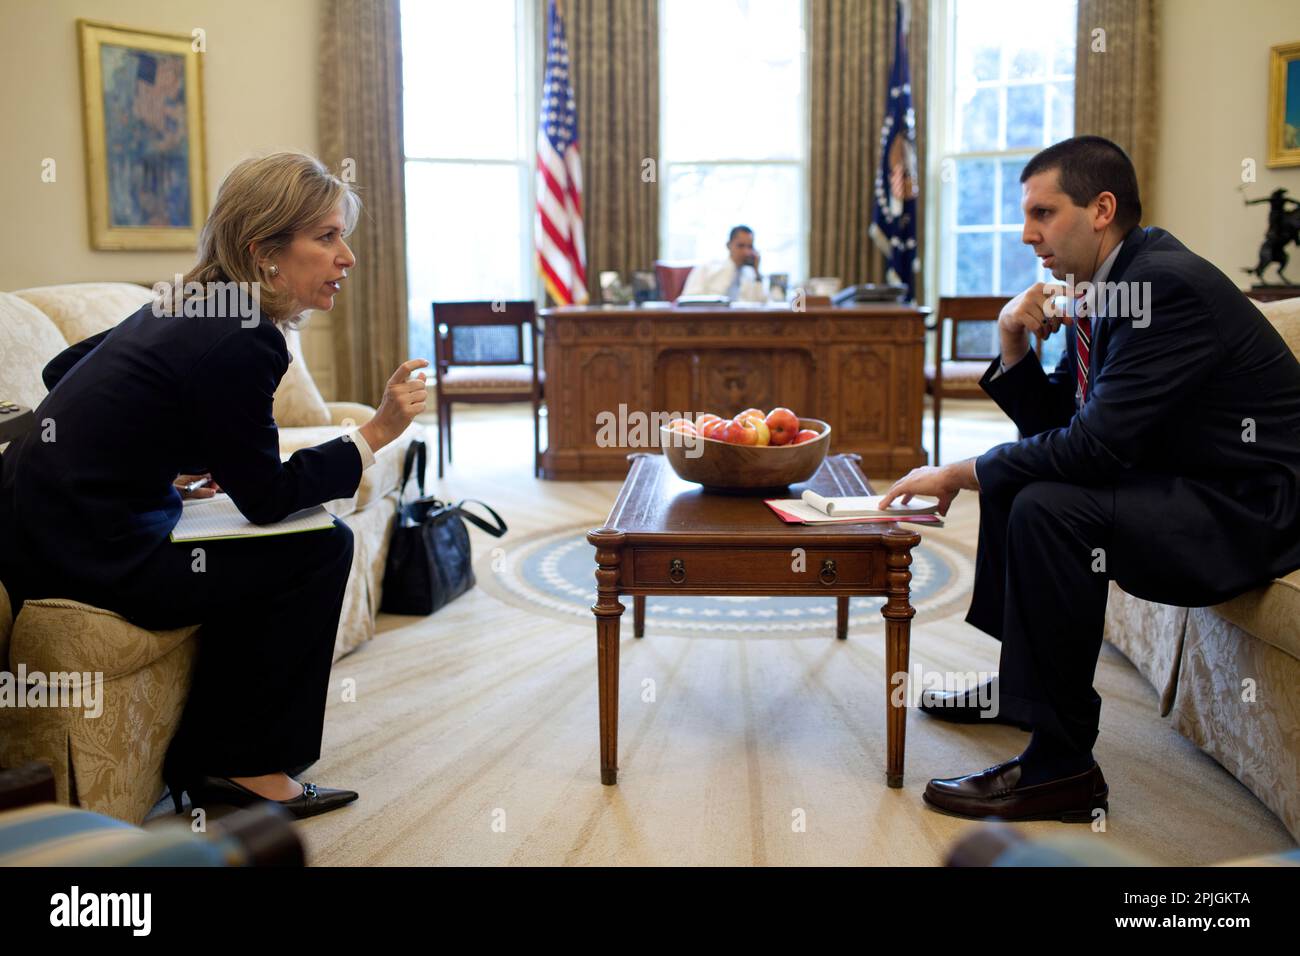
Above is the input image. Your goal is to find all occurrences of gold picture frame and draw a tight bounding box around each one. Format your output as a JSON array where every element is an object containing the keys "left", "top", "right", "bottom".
[
  {"left": 77, "top": 19, "right": 208, "bottom": 249},
  {"left": 1267, "top": 40, "right": 1300, "bottom": 168}
]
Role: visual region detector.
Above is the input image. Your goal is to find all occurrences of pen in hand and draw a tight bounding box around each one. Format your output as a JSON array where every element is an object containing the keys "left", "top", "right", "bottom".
[{"left": 183, "top": 477, "right": 211, "bottom": 493}]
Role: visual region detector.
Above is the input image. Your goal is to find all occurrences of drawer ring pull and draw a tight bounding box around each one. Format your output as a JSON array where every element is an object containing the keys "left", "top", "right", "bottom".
[
  {"left": 819, "top": 559, "right": 838, "bottom": 586},
  {"left": 668, "top": 558, "right": 686, "bottom": 584}
]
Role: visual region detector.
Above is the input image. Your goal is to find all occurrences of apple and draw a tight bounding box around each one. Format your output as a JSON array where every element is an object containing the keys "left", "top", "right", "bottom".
[
  {"left": 696, "top": 413, "right": 722, "bottom": 428},
  {"left": 738, "top": 415, "right": 771, "bottom": 446},
  {"left": 765, "top": 407, "right": 799, "bottom": 446},
  {"left": 699, "top": 419, "right": 727, "bottom": 440},
  {"left": 721, "top": 417, "right": 760, "bottom": 445},
  {"left": 665, "top": 418, "right": 696, "bottom": 435},
  {"left": 792, "top": 428, "right": 819, "bottom": 445},
  {"left": 737, "top": 407, "right": 764, "bottom": 422}
]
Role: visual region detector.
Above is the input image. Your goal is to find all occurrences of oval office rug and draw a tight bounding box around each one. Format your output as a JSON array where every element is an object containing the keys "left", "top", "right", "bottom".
[{"left": 476, "top": 522, "right": 976, "bottom": 636}]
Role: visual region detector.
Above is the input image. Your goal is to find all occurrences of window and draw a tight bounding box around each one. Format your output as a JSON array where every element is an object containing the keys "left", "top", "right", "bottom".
[
  {"left": 659, "top": 0, "right": 807, "bottom": 288},
  {"left": 401, "top": 0, "right": 535, "bottom": 359},
  {"left": 932, "top": 0, "right": 1076, "bottom": 301}
]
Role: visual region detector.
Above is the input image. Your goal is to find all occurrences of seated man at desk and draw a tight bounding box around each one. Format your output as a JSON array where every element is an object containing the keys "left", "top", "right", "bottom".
[{"left": 682, "top": 225, "right": 766, "bottom": 301}]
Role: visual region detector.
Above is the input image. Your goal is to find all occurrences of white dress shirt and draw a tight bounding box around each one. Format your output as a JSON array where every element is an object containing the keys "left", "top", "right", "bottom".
[
  {"left": 348, "top": 428, "right": 377, "bottom": 470},
  {"left": 681, "top": 260, "right": 765, "bottom": 301}
]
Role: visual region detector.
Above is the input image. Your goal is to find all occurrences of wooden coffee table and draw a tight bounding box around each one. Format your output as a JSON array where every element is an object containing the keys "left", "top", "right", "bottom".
[{"left": 587, "top": 452, "right": 921, "bottom": 788}]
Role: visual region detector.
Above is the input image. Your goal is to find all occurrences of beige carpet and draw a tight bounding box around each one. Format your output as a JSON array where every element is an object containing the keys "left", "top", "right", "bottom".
[{"left": 267, "top": 403, "right": 1296, "bottom": 866}]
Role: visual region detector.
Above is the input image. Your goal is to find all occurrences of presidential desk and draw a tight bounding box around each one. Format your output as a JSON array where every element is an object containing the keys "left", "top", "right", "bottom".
[{"left": 538, "top": 303, "right": 928, "bottom": 480}]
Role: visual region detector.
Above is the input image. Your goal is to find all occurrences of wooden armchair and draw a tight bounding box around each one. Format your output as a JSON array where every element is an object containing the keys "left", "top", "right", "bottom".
[
  {"left": 431, "top": 301, "right": 543, "bottom": 478},
  {"left": 926, "top": 296, "right": 1008, "bottom": 465}
]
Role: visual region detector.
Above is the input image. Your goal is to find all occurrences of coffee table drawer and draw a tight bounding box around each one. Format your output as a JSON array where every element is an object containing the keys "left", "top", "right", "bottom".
[{"left": 629, "top": 547, "right": 880, "bottom": 588}]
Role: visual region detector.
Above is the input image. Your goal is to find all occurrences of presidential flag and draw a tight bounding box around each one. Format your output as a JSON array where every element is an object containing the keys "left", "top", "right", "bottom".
[
  {"left": 869, "top": 0, "right": 920, "bottom": 301},
  {"left": 535, "top": 0, "right": 588, "bottom": 306}
]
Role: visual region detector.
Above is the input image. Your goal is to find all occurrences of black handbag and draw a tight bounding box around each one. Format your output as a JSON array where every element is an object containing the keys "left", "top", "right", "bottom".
[{"left": 379, "top": 440, "right": 508, "bottom": 615}]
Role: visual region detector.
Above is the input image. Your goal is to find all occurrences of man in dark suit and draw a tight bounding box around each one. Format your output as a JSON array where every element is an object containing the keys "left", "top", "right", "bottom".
[{"left": 880, "top": 136, "right": 1300, "bottom": 821}]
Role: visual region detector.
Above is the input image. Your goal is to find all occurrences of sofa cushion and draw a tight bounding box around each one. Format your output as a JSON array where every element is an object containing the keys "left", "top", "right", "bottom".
[
  {"left": 1255, "top": 296, "right": 1300, "bottom": 359},
  {"left": 1212, "top": 568, "right": 1300, "bottom": 661},
  {"left": 272, "top": 325, "right": 332, "bottom": 428},
  {"left": 0, "top": 292, "right": 69, "bottom": 410},
  {"left": 11, "top": 599, "right": 198, "bottom": 679},
  {"left": 14, "top": 282, "right": 155, "bottom": 345},
  {"left": 439, "top": 364, "right": 538, "bottom": 395}
]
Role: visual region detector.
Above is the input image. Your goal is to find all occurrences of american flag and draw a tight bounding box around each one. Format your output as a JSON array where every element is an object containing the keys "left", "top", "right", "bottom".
[
  {"left": 868, "top": 0, "right": 919, "bottom": 301},
  {"left": 535, "top": 0, "right": 588, "bottom": 306}
]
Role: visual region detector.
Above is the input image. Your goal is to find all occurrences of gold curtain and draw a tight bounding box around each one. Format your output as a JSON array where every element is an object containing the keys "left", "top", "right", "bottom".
[
  {"left": 808, "top": 0, "right": 928, "bottom": 298},
  {"left": 319, "top": 0, "right": 409, "bottom": 404},
  {"left": 1074, "top": 0, "right": 1159, "bottom": 218},
  {"left": 548, "top": 0, "right": 659, "bottom": 300}
]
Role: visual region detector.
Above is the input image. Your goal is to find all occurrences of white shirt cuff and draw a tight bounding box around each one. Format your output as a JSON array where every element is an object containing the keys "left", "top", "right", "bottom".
[{"left": 349, "top": 428, "right": 376, "bottom": 470}]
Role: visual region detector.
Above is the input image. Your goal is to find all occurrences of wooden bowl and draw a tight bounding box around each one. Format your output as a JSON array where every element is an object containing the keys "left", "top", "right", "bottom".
[{"left": 660, "top": 418, "right": 831, "bottom": 491}]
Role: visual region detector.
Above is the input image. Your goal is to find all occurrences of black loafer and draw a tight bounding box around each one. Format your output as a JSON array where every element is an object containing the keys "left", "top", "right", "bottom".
[
  {"left": 189, "top": 775, "right": 358, "bottom": 820},
  {"left": 923, "top": 757, "right": 1109, "bottom": 823},
  {"left": 918, "top": 676, "right": 1032, "bottom": 730}
]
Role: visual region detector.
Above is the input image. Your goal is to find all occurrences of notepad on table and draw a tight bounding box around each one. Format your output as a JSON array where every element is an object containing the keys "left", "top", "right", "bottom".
[
  {"left": 763, "top": 497, "right": 943, "bottom": 527},
  {"left": 170, "top": 493, "right": 336, "bottom": 542},
  {"left": 800, "top": 490, "right": 940, "bottom": 517}
]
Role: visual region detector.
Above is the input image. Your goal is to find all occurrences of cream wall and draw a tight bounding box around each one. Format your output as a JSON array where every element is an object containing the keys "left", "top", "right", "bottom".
[
  {"left": 0, "top": 0, "right": 339, "bottom": 397},
  {"left": 1152, "top": 0, "right": 1300, "bottom": 284}
]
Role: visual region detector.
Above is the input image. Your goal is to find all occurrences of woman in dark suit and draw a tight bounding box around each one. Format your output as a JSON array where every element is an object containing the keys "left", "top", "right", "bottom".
[{"left": 0, "top": 153, "right": 427, "bottom": 819}]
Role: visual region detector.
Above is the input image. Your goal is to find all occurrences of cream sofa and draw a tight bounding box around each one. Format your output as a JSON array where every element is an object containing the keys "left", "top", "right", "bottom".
[
  {"left": 1103, "top": 294, "right": 1300, "bottom": 842},
  {"left": 0, "top": 282, "right": 421, "bottom": 824}
]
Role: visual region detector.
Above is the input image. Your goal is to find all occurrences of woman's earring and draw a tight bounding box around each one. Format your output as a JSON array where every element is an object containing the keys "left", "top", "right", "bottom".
[{"left": 268, "top": 264, "right": 280, "bottom": 277}]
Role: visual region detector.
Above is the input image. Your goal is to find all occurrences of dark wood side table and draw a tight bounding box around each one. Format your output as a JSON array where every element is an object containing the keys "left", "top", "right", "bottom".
[{"left": 587, "top": 452, "right": 920, "bottom": 788}]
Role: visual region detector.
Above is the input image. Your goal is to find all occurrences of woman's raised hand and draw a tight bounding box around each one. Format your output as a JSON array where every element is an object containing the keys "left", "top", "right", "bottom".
[{"left": 359, "top": 359, "right": 429, "bottom": 452}]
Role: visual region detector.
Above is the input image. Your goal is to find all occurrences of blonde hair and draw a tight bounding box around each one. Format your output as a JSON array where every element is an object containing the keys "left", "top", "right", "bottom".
[{"left": 177, "top": 152, "right": 360, "bottom": 324}]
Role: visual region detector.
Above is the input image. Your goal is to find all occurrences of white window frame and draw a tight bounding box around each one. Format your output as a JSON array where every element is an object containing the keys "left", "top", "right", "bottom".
[{"left": 656, "top": 0, "right": 811, "bottom": 285}]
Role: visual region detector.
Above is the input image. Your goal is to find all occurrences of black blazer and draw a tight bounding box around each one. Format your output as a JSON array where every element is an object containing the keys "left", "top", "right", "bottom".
[
  {"left": 977, "top": 225, "right": 1300, "bottom": 586},
  {"left": 0, "top": 297, "right": 361, "bottom": 605}
]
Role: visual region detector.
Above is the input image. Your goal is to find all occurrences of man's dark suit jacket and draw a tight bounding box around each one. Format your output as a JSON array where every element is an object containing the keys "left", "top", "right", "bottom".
[
  {"left": 978, "top": 225, "right": 1300, "bottom": 601},
  {"left": 0, "top": 299, "right": 362, "bottom": 607}
]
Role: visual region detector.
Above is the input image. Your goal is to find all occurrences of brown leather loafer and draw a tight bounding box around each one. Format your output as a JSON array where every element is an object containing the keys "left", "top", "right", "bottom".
[{"left": 923, "top": 757, "right": 1108, "bottom": 823}]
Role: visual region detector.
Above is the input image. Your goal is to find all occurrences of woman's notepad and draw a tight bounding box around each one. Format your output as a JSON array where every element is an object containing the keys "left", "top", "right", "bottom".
[
  {"left": 170, "top": 493, "right": 336, "bottom": 542},
  {"left": 800, "top": 489, "right": 940, "bottom": 517}
]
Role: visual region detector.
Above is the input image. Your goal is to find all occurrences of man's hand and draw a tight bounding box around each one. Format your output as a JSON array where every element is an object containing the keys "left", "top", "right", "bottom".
[
  {"left": 998, "top": 282, "right": 1074, "bottom": 366},
  {"left": 359, "top": 359, "right": 429, "bottom": 452},
  {"left": 877, "top": 460, "right": 979, "bottom": 516}
]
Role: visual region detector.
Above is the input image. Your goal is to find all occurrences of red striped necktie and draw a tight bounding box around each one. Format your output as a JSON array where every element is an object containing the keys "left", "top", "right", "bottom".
[{"left": 1075, "top": 303, "right": 1092, "bottom": 405}]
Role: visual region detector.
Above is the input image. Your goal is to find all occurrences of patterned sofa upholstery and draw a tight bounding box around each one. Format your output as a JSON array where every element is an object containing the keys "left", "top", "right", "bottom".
[
  {"left": 1103, "top": 295, "right": 1300, "bottom": 842},
  {"left": 0, "top": 283, "right": 421, "bottom": 824}
]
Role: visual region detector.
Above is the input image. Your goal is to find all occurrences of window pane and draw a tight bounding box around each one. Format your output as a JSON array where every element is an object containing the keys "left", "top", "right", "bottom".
[
  {"left": 1008, "top": 42, "right": 1046, "bottom": 81},
  {"left": 999, "top": 159, "right": 1026, "bottom": 224},
  {"left": 662, "top": 163, "right": 802, "bottom": 282},
  {"left": 1041, "top": 331, "right": 1068, "bottom": 371},
  {"left": 960, "top": 87, "right": 999, "bottom": 152},
  {"left": 999, "top": 231, "right": 1038, "bottom": 295},
  {"left": 1049, "top": 81, "right": 1074, "bottom": 143},
  {"left": 955, "top": 320, "right": 998, "bottom": 358},
  {"left": 661, "top": 0, "right": 803, "bottom": 160},
  {"left": 957, "top": 159, "right": 995, "bottom": 226},
  {"left": 956, "top": 232, "right": 994, "bottom": 295},
  {"left": 401, "top": 0, "right": 520, "bottom": 160},
  {"left": 405, "top": 161, "right": 526, "bottom": 356},
  {"left": 1006, "top": 84, "right": 1046, "bottom": 149}
]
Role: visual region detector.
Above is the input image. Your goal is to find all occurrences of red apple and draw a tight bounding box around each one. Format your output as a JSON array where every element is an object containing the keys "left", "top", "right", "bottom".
[
  {"left": 721, "top": 418, "right": 760, "bottom": 445},
  {"left": 696, "top": 413, "right": 722, "bottom": 428},
  {"left": 765, "top": 407, "right": 799, "bottom": 446},
  {"left": 699, "top": 419, "right": 727, "bottom": 440},
  {"left": 792, "top": 428, "right": 819, "bottom": 445},
  {"left": 737, "top": 407, "right": 764, "bottom": 422},
  {"left": 665, "top": 418, "right": 696, "bottom": 435},
  {"left": 736, "top": 414, "right": 771, "bottom": 445}
]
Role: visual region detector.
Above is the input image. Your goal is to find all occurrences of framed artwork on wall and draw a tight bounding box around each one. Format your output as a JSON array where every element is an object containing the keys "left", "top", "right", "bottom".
[
  {"left": 1267, "top": 40, "right": 1300, "bottom": 168},
  {"left": 77, "top": 19, "right": 208, "bottom": 249}
]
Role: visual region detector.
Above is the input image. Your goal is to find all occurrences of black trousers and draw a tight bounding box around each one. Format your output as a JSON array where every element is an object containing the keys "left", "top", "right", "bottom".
[
  {"left": 89, "top": 519, "right": 355, "bottom": 778},
  {"left": 965, "top": 476, "right": 1262, "bottom": 758}
]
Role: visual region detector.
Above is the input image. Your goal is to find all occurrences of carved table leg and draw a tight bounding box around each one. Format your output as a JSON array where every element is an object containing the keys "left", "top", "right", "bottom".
[
  {"left": 881, "top": 534, "right": 917, "bottom": 789},
  {"left": 634, "top": 595, "right": 645, "bottom": 638},
  {"left": 587, "top": 528, "right": 626, "bottom": 785},
  {"left": 836, "top": 596, "right": 849, "bottom": 640}
]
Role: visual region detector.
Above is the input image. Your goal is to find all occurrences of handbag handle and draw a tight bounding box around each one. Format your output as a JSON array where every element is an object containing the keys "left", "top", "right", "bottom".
[
  {"left": 451, "top": 498, "right": 508, "bottom": 538},
  {"left": 398, "top": 440, "right": 428, "bottom": 504}
]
